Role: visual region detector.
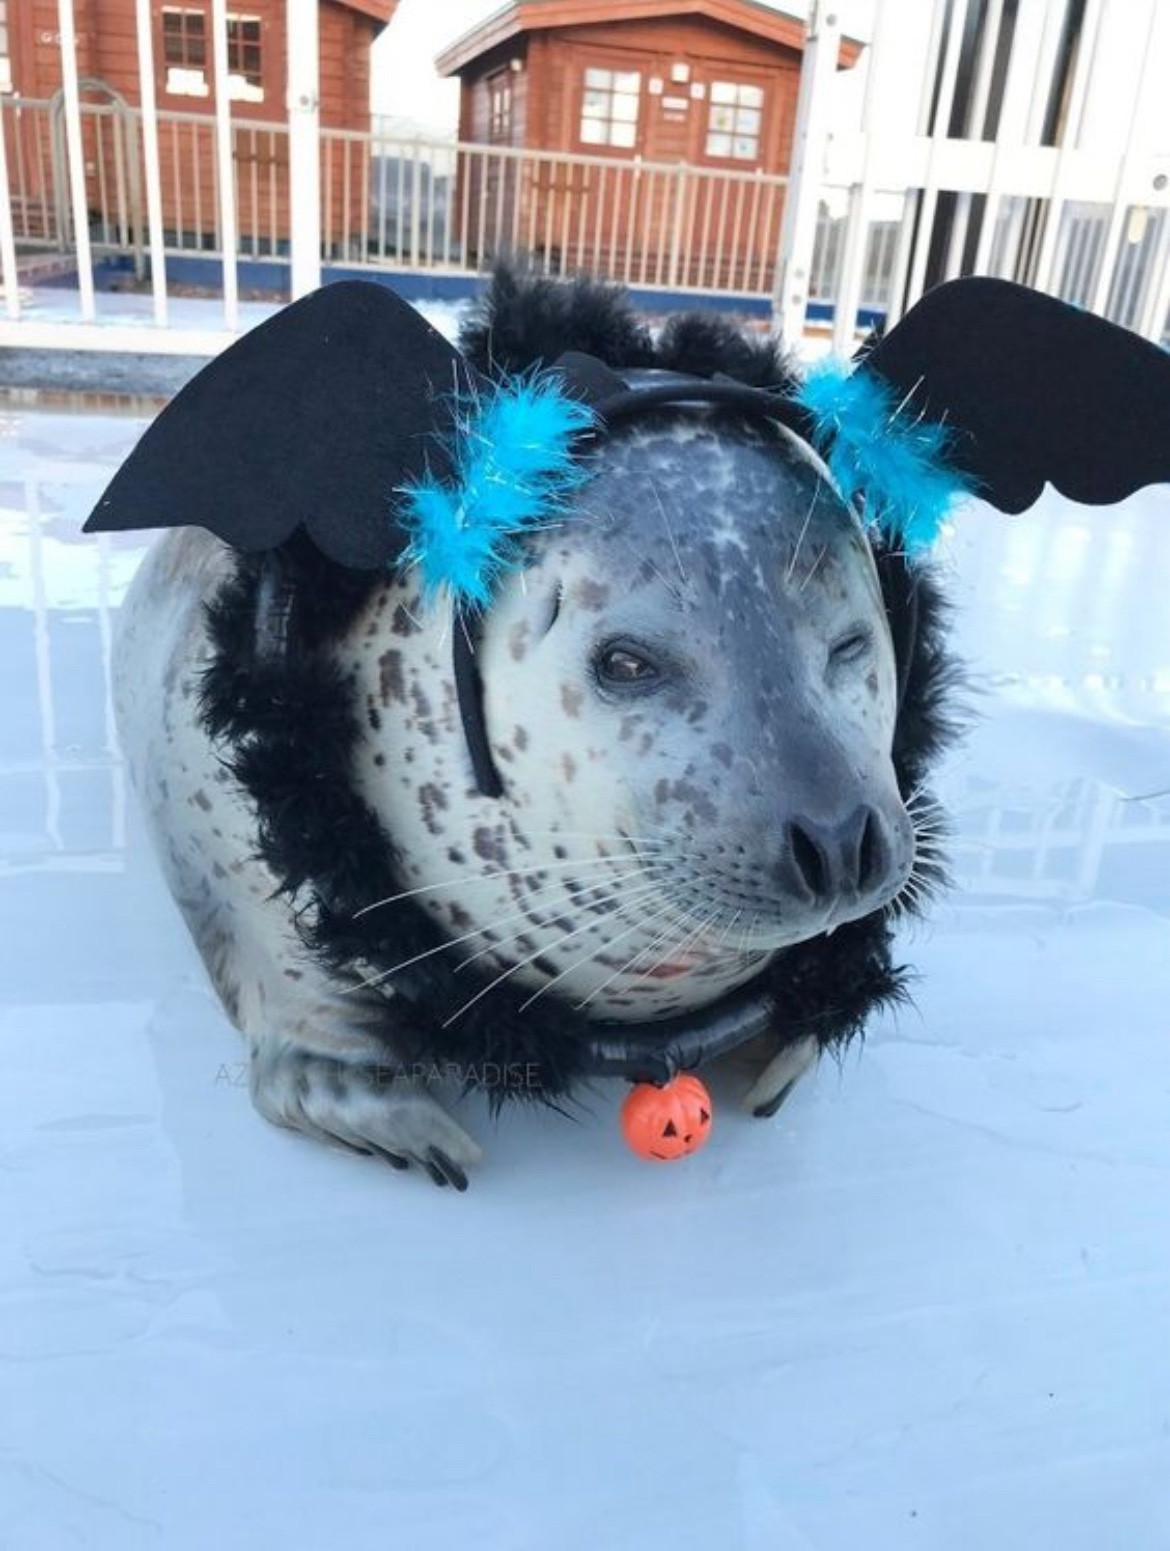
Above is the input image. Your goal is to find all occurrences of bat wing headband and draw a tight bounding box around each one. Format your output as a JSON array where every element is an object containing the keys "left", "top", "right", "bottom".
[{"left": 87, "top": 275, "right": 1170, "bottom": 798}]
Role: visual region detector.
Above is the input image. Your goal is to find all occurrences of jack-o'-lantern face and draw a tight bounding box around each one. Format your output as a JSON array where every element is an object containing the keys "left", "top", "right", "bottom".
[{"left": 621, "top": 1075, "right": 713, "bottom": 1162}]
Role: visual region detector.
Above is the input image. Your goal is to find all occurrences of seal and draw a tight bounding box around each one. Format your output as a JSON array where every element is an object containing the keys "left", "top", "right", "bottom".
[
  {"left": 88, "top": 269, "right": 1170, "bottom": 1186},
  {"left": 112, "top": 393, "right": 940, "bottom": 1189}
]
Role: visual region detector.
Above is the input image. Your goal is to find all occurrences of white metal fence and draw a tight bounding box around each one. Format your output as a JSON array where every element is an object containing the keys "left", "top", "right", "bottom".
[
  {"left": 1, "top": 0, "right": 1168, "bottom": 353},
  {"left": 1, "top": 95, "right": 792, "bottom": 292},
  {"left": 787, "top": 0, "right": 1170, "bottom": 351}
]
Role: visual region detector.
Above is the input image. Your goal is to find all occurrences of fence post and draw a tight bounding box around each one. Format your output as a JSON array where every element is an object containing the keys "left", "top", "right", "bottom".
[
  {"left": 772, "top": 1, "right": 840, "bottom": 342},
  {"left": 56, "top": 0, "right": 96, "bottom": 320},
  {"left": 668, "top": 161, "right": 689, "bottom": 289},
  {"left": 135, "top": 0, "right": 169, "bottom": 322},
  {"left": 209, "top": 0, "right": 240, "bottom": 328},
  {"left": 287, "top": 0, "right": 321, "bottom": 296},
  {"left": 0, "top": 101, "right": 21, "bottom": 318}
]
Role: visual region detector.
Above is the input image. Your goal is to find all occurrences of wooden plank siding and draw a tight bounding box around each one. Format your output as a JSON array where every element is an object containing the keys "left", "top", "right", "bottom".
[
  {"left": 447, "top": 10, "right": 820, "bottom": 289},
  {"left": 4, "top": 0, "right": 387, "bottom": 254}
]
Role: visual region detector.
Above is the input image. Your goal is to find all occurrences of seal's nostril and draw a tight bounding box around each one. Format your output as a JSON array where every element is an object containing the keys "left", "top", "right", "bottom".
[
  {"left": 789, "top": 821, "right": 829, "bottom": 897},
  {"left": 785, "top": 807, "right": 892, "bottom": 902},
  {"left": 857, "top": 807, "right": 887, "bottom": 893}
]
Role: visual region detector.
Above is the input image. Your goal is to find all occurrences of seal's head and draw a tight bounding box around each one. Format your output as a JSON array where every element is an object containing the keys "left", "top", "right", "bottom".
[{"left": 348, "top": 406, "right": 913, "bottom": 1022}]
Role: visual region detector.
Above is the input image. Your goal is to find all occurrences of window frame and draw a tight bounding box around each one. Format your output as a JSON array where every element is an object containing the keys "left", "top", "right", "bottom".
[
  {"left": 225, "top": 13, "right": 264, "bottom": 104},
  {"left": 702, "top": 78, "right": 767, "bottom": 166},
  {"left": 577, "top": 64, "right": 643, "bottom": 153},
  {"left": 0, "top": 0, "right": 14, "bottom": 95},
  {"left": 487, "top": 68, "right": 513, "bottom": 143},
  {"left": 159, "top": 5, "right": 268, "bottom": 109}
]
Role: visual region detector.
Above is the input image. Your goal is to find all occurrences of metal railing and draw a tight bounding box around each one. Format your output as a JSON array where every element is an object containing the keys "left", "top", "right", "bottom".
[{"left": 1, "top": 94, "right": 789, "bottom": 297}]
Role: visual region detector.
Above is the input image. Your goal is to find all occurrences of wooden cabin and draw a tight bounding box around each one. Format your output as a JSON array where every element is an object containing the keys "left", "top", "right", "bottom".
[
  {"left": 2, "top": 0, "right": 396, "bottom": 257},
  {"left": 436, "top": 0, "right": 859, "bottom": 289}
]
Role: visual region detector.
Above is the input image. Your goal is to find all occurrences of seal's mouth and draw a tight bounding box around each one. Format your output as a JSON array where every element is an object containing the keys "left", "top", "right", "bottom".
[{"left": 638, "top": 958, "right": 696, "bottom": 981}]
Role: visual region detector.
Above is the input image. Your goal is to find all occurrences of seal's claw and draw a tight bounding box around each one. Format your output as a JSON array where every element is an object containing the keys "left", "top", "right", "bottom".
[
  {"left": 427, "top": 1147, "right": 469, "bottom": 1192},
  {"left": 249, "top": 1042, "right": 483, "bottom": 1183},
  {"left": 752, "top": 1080, "right": 798, "bottom": 1119},
  {"left": 742, "top": 1034, "right": 819, "bottom": 1119}
]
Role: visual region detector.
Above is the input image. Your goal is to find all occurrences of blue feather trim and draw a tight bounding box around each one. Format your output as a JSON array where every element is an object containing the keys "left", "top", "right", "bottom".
[
  {"left": 794, "top": 360, "right": 973, "bottom": 554},
  {"left": 398, "top": 375, "right": 596, "bottom": 607}
]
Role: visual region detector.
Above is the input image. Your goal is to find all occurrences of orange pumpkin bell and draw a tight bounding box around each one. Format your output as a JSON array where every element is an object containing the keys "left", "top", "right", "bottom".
[{"left": 621, "top": 1074, "right": 713, "bottom": 1162}]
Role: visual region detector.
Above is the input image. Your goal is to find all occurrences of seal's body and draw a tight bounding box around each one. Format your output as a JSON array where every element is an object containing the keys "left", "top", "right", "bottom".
[
  {"left": 92, "top": 270, "right": 1170, "bottom": 1186},
  {"left": 116, "top": 411, "right": 916, "bottom": 1182}
]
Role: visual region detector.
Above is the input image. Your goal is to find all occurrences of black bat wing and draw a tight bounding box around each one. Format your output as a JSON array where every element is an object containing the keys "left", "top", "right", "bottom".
[
  {"left": 863, "top": 277, "right": 1170, "bottom": 513},
  {"left": 84, "top": 280, "right": 475, "bottom": 568}
]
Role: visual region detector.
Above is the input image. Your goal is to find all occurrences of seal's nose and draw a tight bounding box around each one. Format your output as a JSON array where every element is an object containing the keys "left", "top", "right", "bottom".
[{"left": 780, "top": 805, "right": 894, "bottom": 904}]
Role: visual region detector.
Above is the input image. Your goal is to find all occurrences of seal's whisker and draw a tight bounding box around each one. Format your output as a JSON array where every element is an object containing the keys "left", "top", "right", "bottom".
[
  {"left": 439, "top": 881, "right": 672, "bottom": 1028},
  {"left": 354, "top": 852, "right": 670, "bottom": 918},
  {"left": 649, "top": 482, "right": 689, "bottom": 587},
  {"left": 800, "top": 543, "right": 829, "bottom": 594},
  {"left": 517, "top": 894, "right": 688, "bottom": 1013},
  {"left": 715, "top": 907, "right": 744, "bottom": 954},
  {"left": 510, "top": 829, "right": 674, "bottom": 852},
  {"left": 564, "top": 900, "right": 699, "bottom": 1011},
  {"left": 579, "top": 898, "right": 721, "bottom": 1008},
  {"left": 784, "top": 481, "right": 821, "bottom": 584},
  {"left": 911, "top": 837, "right": 949, "bottom": 861},
  {"left": 615, "top": 525, "right": 685, "bottom": 606},
  {"left": 569, "top": 897, "right": 707, "bottom": 1013},
  {"left": 453, "top": 868, "right": 666, "bottom": 973},
  {"left": 349, "top": 867, "right": 670, "bottom": 993},
  {"left": 592, "top": 904, "right": 724, "bottom": 1009}
]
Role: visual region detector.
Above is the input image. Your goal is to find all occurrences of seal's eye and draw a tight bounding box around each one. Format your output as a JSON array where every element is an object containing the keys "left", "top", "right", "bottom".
[
  {"left": 594, "top": 643, "right": 662, "bottom": 690},
  {"left": 829, "top": 626, "right": 873, "bottom": 667}
]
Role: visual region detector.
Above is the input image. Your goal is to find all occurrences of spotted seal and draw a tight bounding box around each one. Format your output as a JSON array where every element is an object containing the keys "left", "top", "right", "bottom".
[
  {"left": 112, "top": 422, "right": 943, "bottom": 1189},
  {"left": 93, "top": 269, "right": 1170, "bottom": 1187}
]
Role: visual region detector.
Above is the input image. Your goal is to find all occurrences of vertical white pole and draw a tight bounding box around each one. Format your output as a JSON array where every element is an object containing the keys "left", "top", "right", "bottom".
[
  {"left": 772, "top": 0, "right": 841, "bottom": 343},
  {"left": 971, "top": 0, "right": 1051, "bottom": 276},
  {"left": 57, "top": 0, "right": 96, "bottom": 321},
  {"left": 209, "top": 0, "right": 240, "bottom": 328},
  {"left": 287, "top": 0, "right": 321, "bottom": 297},
  {"left": 1136, "top": 210, "right": 1169, "bottom": 342},
  {"left": 830, "top": 0, "right": 891, "bottom": 355},
  {"left": 903, "top": 0, "right": 969, "bottom": 312},
  {"left": 1031, "top": 0, "right": 1104, "bottom": 295},
  {"left": 135, "top": 0, "right": 168, "bottom": 324},
  {"left": 943, "top": 0, "right": 1004, "bottom": 280},
  {"left": 0, "top": 101, "right": 22, "bottom": 318},
  {"left": 884, "top": 0, "right": 947, "bottom": 326},
  {"left": 1089, "top": 0, "right": 1162, "bottom": 318}
]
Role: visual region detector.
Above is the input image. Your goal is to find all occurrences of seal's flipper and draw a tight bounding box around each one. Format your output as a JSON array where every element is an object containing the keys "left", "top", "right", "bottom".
[
  {"left": 862, "top": 277, "right": 1170, "bottom": 513},
  {"left": 84, "top": 280, "right": 476, "bottom": 569}
]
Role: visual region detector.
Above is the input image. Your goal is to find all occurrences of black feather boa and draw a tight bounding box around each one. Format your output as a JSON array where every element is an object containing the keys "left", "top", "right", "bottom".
[{"left": 198, "top": 273, "right": 962, "bottom": 1105}]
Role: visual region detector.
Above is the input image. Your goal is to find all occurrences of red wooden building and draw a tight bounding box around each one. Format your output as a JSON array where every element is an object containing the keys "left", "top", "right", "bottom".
[
  {"left": 436, "top": 0, "right": 859, "bottom": 288},
  {"left": 2, "top": 0, "right": 395, "bottom": 254}
]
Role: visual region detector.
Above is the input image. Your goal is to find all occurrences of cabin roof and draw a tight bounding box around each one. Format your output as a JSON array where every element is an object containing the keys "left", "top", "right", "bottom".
[
  {"left": 333, "top": 0, "right": 399, "bottom": 30},
  {"left": 436, "top": 1, "right": 861, "bottom": 76}
]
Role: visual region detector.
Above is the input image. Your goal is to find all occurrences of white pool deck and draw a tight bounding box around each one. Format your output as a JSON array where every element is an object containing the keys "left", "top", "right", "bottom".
[{"left": 1, "top": 393, "right": 1169, "bottom": 1549}]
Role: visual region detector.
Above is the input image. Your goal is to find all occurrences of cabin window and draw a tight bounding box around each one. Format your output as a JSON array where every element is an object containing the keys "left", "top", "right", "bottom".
[
  {"left": 0, "top": 0, "right": 12, "bottom": 94},
  {"left": 226, "top": 15, "right": 264, "bottom": 102},
  {"left": 161, "top": 7, "right": 264, "bottom": 103},
  {"left": 705, "top": 81, "right": 764, "bottom": 161},
  {"left": 162, "top": 8, "right": 209, "bottom": 97},
  {"left": 488, "top": 71, "right": 513, "bottom": 141},
  {"left": 580, "top": 67, "right": 641, "bottom": 150}
]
